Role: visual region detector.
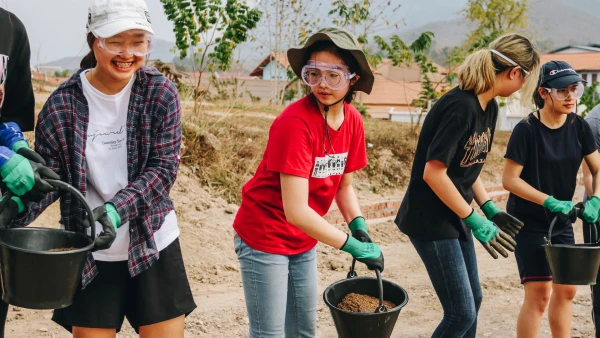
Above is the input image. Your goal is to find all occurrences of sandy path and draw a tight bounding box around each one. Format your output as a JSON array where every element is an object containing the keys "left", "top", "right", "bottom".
[{"left": 3, "top": 170, "right": 596, "bottom": 337}]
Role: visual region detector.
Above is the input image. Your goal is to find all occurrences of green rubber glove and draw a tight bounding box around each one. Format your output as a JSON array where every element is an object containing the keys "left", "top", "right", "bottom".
[
  {"left": 348, "top": 216, "right": 371, "bottom": 243},
  {"left": 543, "top": 196, "right": 574, "bottom": 216},
  {"left": 341, "top": 235, "right": 384, "bottom": 271},
  {"left": 12, "top": 141, "right": 46, "bottom": 165},
  {"left": 463, "top": 210, "right": 497, "bottom": 242},
  {"left": 1, "top": 154, "right": 35, "bottom": 196},
  {"left": 481, "top": 200, "right": 524, "bottom": 237},
  {"left": 82, "top": 203, "right": 120, "bottom": 251},
  {"left": 583, "top": 195, "right": 600, "bottom": 223},
  {"left": 0, "top": 196, "right": 24, "bottom": 228}
]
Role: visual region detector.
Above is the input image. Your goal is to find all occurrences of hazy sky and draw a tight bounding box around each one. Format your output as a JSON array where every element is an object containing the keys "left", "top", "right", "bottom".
[{"left": 0, "top": 0, "right": 467, "bottom": 65}]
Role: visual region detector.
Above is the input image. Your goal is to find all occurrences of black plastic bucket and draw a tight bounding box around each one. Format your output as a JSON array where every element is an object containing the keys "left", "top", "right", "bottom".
[
  {"left": 323, "top": 261, "right": 408, "bottom": 338},
  {"left": 0, "top": 179, "right": 98, "bottom": 309},
  {"left": 544, "top": 213, "right": 600, "bottom": 285}
]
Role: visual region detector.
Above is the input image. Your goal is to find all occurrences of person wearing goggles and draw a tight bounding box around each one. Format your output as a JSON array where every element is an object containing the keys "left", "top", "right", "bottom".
[
  {"left": 233, "top": 27, "right": 381, "bottom": 337},
  {"left": 503, "top": 60, "right": 600, "bottom": 337},
  {"left": 8, "top": 0, "right": 196, "bottom": 336},
  {"left": 301, "top": 60, "right": 356, "bottom": 91},
  {"left": 395, "top": 34, "right": 540, "bottom": 337}
]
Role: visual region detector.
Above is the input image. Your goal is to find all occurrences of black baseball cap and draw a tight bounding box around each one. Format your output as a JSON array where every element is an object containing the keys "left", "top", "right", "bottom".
[{"left": 539, "top": 60, "right": 586, "bottom": 89}]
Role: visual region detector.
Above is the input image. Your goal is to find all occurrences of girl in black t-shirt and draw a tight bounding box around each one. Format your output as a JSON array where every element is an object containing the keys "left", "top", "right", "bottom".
[
  {"left": 394, "top": 34, "right": 540, "bottom": 337},
  {"left": 503, "top": 61, "right": 600, "bottom": 337}
]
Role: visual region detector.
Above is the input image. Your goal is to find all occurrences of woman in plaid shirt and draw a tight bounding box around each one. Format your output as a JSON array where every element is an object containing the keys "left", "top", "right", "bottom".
[{"left": 5, "top": 0, "right": 196, "bottom": 336}]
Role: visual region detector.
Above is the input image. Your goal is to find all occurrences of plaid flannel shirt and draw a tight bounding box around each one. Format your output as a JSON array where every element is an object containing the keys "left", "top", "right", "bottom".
[{"left": 12, "top": 66, "right": 182, "bottom": 288}]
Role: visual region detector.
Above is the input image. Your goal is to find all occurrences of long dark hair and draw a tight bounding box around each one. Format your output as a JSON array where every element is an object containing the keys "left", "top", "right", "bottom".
[
  {"left": 80, "top": 33, "right": 97, "bottom": 69},
  {"left": 302, "top": 41, "right": 359, "bottom": 104}
]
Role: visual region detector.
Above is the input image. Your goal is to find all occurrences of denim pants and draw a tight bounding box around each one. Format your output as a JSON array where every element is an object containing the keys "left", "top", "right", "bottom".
[
  {"left": 234, "top": 233, "right": 318, "bottom": 338},
  {"left": 410, "top": 235, "right": 483, "bottom": 338}
]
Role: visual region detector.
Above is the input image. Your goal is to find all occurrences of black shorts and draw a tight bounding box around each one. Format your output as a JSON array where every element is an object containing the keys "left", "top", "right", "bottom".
[
  {"left": 514, "top": 227, "right": 575, "bottom": 284},
  {"left": 52, "top": 238, "right": 196, "bottom": 333}
]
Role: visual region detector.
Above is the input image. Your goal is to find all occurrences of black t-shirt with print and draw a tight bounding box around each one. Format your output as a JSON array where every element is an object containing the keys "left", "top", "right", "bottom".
[
  {"left": 505, "top": 112, "right": 596, "bottom": 234},
  {"left": 0, "top": 8, "right": 34, "bottom": 131},
  {"left": 395, "top": 86, "right": 498, "bottom": 241}
]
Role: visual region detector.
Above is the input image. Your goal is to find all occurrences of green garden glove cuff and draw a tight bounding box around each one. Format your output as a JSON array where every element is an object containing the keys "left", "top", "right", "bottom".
[
  {"left": 463, "top": 210, "right": 497, "bottom": 242},
  {"left": 0, "top": 154, "right": 34, "bottom": 196},
  {"left": 10, "top": 140, "right": 29, "bottom": 152},
  {"left": 543, "top": 196, "right": 574, "bottom": 215},
  {"left": 0, "top": 196, "right": 25, "bottom": 214},
  {"left": 12, "top": 197, "right": 24, "bottom": 214},
  {"left": 480, "top": 200, "right": 501, "bottom": 220},
  {"left": 341, "top": 235, "right": 381, "bottom": 259},
  {"left": 348, "top": 216, "right": 368, "bottom": 233},
  {"left": 105, "top": 203, "right": 121, "bottom": 230},
  {"left": 583, "top": 195, "right": 600, "bottom": 223}
]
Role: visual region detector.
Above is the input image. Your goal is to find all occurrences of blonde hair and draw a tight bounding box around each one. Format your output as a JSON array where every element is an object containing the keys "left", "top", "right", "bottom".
[{"left": 458, "top": 33, "right": 540, "bottom": 106}]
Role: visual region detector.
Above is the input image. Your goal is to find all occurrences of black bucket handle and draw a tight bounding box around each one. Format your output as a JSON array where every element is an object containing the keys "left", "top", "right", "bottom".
[
  {"left": 347, "top": 258, "right": 387, "bottom": 313},
  {"left": 0, "top": 179, "right": 98, "bottom": 249},
  {"left": 546, "top": 204, "right": 600, "bottom": 245}
]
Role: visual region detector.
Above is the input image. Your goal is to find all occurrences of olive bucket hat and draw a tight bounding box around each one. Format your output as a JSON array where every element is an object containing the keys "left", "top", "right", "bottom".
[{"left": 287, "top": 27, "right": 375, "bottom": 94}]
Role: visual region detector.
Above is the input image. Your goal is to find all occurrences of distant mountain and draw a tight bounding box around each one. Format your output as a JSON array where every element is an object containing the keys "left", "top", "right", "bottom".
[
  {"left": 559, "top": 0, "right": 600, "bottom": 18},
  {"left": 42, "top": 56, "right": 83, "bottom": 71},
  {"left": 395, "top": 0, "right": 600, "bottom": 55},
  {"left": 45, "top": 0, "right": 600, "bottom": 71}
]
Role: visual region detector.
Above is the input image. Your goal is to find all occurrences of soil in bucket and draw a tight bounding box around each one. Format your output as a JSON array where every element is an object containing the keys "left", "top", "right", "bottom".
[
  {"left": 337, "top": 293, "right": 396, "bottom": 313},
  {"left": 48, "top": 247, "right": 77, "bottom": 252}
]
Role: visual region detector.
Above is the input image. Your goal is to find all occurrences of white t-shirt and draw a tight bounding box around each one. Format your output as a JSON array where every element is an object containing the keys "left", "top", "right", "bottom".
[{"left": 80, "top": 71, "right": 180, "bottom": 261}]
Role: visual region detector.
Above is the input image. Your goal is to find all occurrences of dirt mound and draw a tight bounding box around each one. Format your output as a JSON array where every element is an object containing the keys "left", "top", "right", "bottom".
[{"left": 337, "top": 293, "right": 396, "bottom": 313}]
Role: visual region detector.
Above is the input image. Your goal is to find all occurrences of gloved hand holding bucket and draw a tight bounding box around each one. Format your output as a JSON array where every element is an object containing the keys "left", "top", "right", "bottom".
[{"left": 0, "top": 179, "right": 116, "bottom": 310}]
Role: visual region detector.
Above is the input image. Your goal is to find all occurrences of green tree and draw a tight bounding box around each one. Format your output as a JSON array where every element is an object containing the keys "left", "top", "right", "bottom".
[
  {"left": 160, "top": 0, "right": 262, "bottom": 111},
  {"left": 329, "top": 0, "right": 401, "bottom": 69},
  {"left": 462, "top": 0, "right": 529, "bottom": 48},
  {"left": 582, "top": 82, "right": 600, "bottom": 117},
  {"left": 375, "top": 32, "right": 438, "bottom": 130}
]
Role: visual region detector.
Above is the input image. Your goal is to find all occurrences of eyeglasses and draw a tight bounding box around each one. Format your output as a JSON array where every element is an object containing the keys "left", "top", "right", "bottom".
[
  {"left": 544, "top": 82, "right": 584, "bottom": 100},
  {"left": 96, "top": 32, "right": 155, "bottom": 57},
  {"left": 301, "top": 60, "right": 356, "bottom": 90}
]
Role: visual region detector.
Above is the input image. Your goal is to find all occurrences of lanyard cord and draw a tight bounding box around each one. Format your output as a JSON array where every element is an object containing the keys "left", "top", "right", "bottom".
[{"left": 315, "top": 93, "right": 347, "bottom": 158}]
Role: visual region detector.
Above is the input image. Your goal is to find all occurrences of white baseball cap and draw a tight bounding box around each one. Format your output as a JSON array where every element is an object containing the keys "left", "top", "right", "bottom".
[{"left": 87, "top": 0, "right": 154, "bottom": 38}]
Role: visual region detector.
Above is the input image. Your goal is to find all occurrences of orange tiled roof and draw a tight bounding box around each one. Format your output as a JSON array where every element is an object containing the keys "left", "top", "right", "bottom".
[{"left": 540, "top": 53, "right": 600, "bottom": 71}]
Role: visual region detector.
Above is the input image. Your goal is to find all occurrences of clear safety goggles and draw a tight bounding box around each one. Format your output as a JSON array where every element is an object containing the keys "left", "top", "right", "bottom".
[
  {"left": 544, "top": 82, "right": 585, "bottom": 100},
  {"left": 301, "top": 60, "right": 356, "bottom": 90},
  {"left": 96, "top": 31, "right": 155, "bottom": 57}
]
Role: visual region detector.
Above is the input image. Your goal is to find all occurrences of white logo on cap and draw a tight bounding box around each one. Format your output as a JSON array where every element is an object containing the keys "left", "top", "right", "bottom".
[{"left": 549, "top": 68, "right": 576, "bottom": 76}]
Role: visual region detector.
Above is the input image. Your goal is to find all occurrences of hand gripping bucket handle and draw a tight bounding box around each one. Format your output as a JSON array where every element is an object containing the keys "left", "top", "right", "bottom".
[
  {"left": 545, "top": 205, "right": 598, "bottom": 245},
  {"left": 347, "top": 259, "right": 387, "bottom": 313},
  {"left": 0, "top": 179, "right": 96, "bottom": 242},
  {"left": 544, "top": 204, "right": 600, "bottom": 285}
]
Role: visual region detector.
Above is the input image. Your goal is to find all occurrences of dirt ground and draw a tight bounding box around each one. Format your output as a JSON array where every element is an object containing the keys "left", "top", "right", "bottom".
[{"left": 0, "top": 165, "right": 595, "bottom": 338}]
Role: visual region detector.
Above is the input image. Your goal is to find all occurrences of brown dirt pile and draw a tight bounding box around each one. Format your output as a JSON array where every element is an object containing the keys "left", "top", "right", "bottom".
[{"left": 337, "top": 293, "right": 396, "bottom": 313}]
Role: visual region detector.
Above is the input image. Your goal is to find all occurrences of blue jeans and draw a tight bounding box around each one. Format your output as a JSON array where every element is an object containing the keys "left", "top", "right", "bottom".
[
  {"left": 410, "top": 235, "right": 483, "bottom": 338},
  {"left": 234, "top": 233, "right": 318, "bottom": 338}
]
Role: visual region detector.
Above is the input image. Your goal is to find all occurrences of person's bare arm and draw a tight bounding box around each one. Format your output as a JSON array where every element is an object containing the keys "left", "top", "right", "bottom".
[
  {"left": 281, "top": 173, "right": 348, "bottom": 249},
  {"left": 584, "top": 151, "right": 600, "bottom": 198},
  {"left": 472, "top": 176, "right": 491, "bottom": 206},
  {"left": 502, "top": 158, "right": 548, "bottom": 205},
  {"left": 335, "top": 173, "right": 362, "bottom": 224},
  {"left": 583, "top": 160, "right": 594, "bottom": 197},
  {"left": 423, "top": 160, "right": 472, "bottom": 218}
]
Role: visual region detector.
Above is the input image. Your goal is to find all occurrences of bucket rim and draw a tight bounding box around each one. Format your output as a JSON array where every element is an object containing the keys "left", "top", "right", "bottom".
[
  {"left": 323, "top": 276, "right": 409, "bottom": 315},
  {"left": 0, "top": 227, "right": 94, "bottom": 255},
  {"left": 544, "top": 243, "right": 600, "bottom": 250}
]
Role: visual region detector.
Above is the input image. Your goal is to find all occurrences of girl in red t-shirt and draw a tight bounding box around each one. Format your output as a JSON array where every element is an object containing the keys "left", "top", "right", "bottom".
[{"left": 233, "top": 27, "right": 382, "bottom": 337}]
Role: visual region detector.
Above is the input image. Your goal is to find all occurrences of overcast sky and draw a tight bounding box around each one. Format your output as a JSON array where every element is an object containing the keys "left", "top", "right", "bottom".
[{"left": 0, "top": 0, "right": 467, "bottom": 65}]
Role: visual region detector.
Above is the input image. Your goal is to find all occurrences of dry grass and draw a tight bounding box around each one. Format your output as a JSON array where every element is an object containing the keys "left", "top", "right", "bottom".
[{"left": 181, "top": 102, "right": 512, "bottom": 204}]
